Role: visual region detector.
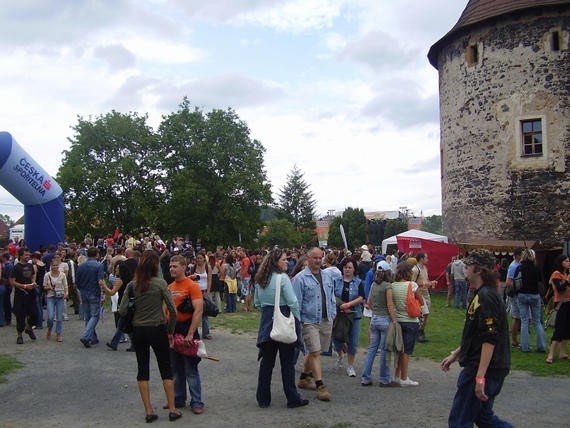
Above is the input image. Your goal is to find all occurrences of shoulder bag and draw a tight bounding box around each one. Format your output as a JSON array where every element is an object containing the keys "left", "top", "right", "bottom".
[
  {"left": 406, "top": 281, "right": 422, "bottom": 318},
  {"left": 49, "top": 275, "right": 65, "bottom": 299},
  {"left": 177, "top": 293, "right": 219, "bottom": 317},
  {"left": 121, "top": 282, "right": 135, "bottom": 334},
  {"left": 269, "top": 273, "right": 297, "bottom": 344},
  {"left": 545, "top": 287, "right": 569, "bottom": 329}
]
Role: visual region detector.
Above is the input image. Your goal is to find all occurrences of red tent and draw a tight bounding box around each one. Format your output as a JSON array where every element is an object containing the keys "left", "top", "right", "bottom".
[{"left": 396, "top": 237, "right": 460, "bottom": 291}]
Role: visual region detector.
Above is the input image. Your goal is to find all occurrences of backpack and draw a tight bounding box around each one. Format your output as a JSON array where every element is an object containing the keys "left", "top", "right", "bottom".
[
  {"left": 412, "top": 265, "right": 422, "bottom": 283},
  {"left": 406, "top": 282, "right": 422, "bottom": 318},
  {"left": 513, "top": 265, "right": 523, "bottom": 293},
  {"left": 227, "top": 264, "right": 236, "bottom": 280}
]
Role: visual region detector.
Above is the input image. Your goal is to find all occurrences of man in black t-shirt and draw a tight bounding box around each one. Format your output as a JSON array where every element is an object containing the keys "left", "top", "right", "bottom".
[{"left": 10, "top": 247, "right": 38, "bottom": 344}]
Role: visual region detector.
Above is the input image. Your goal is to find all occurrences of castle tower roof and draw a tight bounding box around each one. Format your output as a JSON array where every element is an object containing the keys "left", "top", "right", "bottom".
[{"left": 428, "top": 0, "right": 570, "bottom": 69}]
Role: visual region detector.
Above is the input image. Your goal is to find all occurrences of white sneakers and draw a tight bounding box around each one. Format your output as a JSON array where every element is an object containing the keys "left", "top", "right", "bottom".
[
  {"left": 337, "top": 355, "right": 345, "bottom": 369},
  {"left": 346, "top": 366, "right": 356, "bottom": 377},
  {"left": 399, "top": 377, "right": 419, "bottom": 387}
]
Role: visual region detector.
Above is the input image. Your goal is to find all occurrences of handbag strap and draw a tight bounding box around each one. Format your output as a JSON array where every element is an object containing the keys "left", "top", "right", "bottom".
[
  {"left": 273, "top": 273, "right": 283, "bottom": 307},
  {"left": 554, "top": 287, "right": 569, "bottom": 311}
]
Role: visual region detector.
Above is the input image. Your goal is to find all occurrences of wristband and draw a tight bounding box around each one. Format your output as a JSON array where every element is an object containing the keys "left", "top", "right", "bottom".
[{"left": 475, "top": 377, "right": 485, "bottom": 384}]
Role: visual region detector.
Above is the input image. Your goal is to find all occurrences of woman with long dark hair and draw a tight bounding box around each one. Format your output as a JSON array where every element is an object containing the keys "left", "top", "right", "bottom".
[
  {"left": 332, "top": 257, "right": 365, "bottom": 377},
  {"left": 546, "top": 254, "right": 570, "bottom": 363},
  {"left": 254, "top": 249, "right": 307, "bottom": 409},
  {"left": 118, "top": 250, "right": 179, "bottom": 423}
]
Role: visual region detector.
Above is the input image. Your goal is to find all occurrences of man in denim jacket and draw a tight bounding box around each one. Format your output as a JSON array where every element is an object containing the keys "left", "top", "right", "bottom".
[
  {"left": 292, "top": 247, "right": 336, "bottom": 401},
  {"left": 76, "top": 247, "right": 105, "bottom": 348}
]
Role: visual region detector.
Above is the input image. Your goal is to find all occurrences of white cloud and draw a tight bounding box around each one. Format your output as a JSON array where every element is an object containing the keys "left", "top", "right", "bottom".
[
  {"left": 153, "top": 72, "right": 286, "bottom": 111},
  {"left": 337, "top": 30, "right": 420, "bottom": 72},
  {"left": 0, "top": 0, "right": 184, "bottom": 48},
  {"left": 121, "top": 38, "right": 206, "bottom": 64},
  {"left": 167, "top": 0, "right": 286, "bottom": 22},
  {"left": 93, "top": 44, "right": 136, "bottom": 71}
]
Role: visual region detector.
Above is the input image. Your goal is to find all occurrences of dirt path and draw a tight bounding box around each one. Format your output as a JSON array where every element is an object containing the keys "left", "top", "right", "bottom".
[{"left": 0, "top": 313, "right": 567, "bottom": 428}]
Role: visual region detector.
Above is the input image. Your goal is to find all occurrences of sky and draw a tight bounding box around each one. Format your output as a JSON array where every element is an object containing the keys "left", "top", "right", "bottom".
[{"left": 0, "top": 0, "right": 468, "bottom": 223}]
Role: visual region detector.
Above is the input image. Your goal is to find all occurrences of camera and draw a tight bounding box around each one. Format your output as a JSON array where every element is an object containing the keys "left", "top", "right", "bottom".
[{"left": 195, "top": 275, "right": 201, "bottom": 281}]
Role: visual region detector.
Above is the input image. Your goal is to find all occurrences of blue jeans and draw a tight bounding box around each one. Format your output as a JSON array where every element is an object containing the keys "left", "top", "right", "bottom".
[
  {"left": 0, "top": 284, "right": 5, "bottom": 326},
  {"left": 47, "top": 296, "right": 65, "bottom": 334},
  {"left": 361, "top": 315, "right": 391, "bottom": 385},
  {"left": 170, "top": 349, "right": 204, "bottom": 409},
  {"left": 3, "top": 284, "right": 12, "bottom": 324},
  {"left": 202, "top": 316, "right": 210, "bottom": 338},
  {"left": 81, "top": 292, "right": 101, "bottom": 343},
  {"left": 333, "top": 318, "right": 361, "bottom": 355},
  {"left": 226, "top": 294, "right": 237, "bottom": 313},
  {"left": 455, "top": 280, "right": 467, "bottom": 309},
  {"left": 256, "top": 340, "right": 302, "bottom": 407},
  {"left": 109, "top": 317, "right": 132, "bottom": 349},
  {"left": 449, "top": 371, "right": 514, "bottom": 428},
  {"left": 517, "top": 293, "right": 547, "bottom": 352}
]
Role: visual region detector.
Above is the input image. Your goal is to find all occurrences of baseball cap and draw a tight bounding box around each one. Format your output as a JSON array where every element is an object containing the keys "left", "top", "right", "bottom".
[
  {"left": 377, "top": 260, "right": 392, "bottom": 272},
  {"left": 361, "top": 245, "right": 368, "bottom": 251}
]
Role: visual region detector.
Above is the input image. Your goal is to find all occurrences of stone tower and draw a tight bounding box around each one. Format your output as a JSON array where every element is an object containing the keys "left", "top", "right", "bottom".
[{"left": 428, "top": 0, "right": 570, "bottom": 247}]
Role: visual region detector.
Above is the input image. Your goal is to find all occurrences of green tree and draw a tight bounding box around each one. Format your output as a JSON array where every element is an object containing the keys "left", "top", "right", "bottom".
[
  {"left": 157, "top": 99, "right": 272, "bottom": 247},
  {"left": 421, "top": 215, "right": 443, "bottom": 235},
  {"left": 57, "top": 111, "right": 161, "bottom": 240},
  {"left": 0, "top": 214, "right": 14, "bottom": 227},
  {"left": 264, "top": 219, "right": 300, "bottom": 248},
  {"left": 276, "top": 165, "right": 317, "bottom": 229},
  {"left": 327, "top": 216, "right": 344, "bottom": 248},
  {"left": 325, "top": 207, "right": 366, "bottom": 250},
  {"left": 384, "top": 218, "right": 408, "bottom": 239}
]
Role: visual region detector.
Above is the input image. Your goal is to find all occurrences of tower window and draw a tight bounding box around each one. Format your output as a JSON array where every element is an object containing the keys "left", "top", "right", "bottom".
[
  {"left": 552, "top": 31, "right": 560, "bottom": 51},
  {"left": 466, "top": 45, "right": 479, "bottom": 65},
  {"left": 521, "top": 120, "right": 543, "bottom": 156}
]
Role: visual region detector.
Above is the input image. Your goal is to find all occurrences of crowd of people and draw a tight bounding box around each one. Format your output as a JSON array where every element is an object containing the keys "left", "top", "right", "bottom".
[{"left": 1, "top": 232, "right": 568, "bottom": 426}]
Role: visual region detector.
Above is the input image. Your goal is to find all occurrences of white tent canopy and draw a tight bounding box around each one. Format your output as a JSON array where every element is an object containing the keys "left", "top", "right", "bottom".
[{"left": 382, "top": 229, "right": 448, "bottom": 254}]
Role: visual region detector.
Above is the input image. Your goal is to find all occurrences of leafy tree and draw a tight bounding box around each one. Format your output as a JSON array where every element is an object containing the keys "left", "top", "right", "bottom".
[
  {"left": 342, "top": 207, "right": 367, "bottom": 250},
  {"left": 57, "top": 111, "right": 161, "bottom": 240},
  {"left": 384, "top": 218, "right": 408, "bottom": 240},
  {"left": 325, "top": 207, "right": 366, "bottom": 250},
  {"left": 421, "top": 215, "right": 443, "bottom": 235},
  {"left": 157, "top": 99, "right": 272, "bottom": 247},
  {"left": 0, "top": 214, "right": 14, "bottom": 227},
  {"left": 276, "top": 165, "right": 317, "bottom": 229},
  {"left": 326, "top": 216, "right": 343, "bottom": 248},
  {"left": 265, "top": 219, "right": 300, "bottom": 248}
]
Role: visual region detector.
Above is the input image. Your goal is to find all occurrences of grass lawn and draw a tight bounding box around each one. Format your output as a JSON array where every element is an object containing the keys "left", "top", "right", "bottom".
[
  {"left": 358, "top": 293, "right": 566, "bottom": 377},
  {"left": 0, "top": 354, "right": 23, "bottom": 383},
  {"left": 211, "top": 294, "right": 567, "bottom": 378}
]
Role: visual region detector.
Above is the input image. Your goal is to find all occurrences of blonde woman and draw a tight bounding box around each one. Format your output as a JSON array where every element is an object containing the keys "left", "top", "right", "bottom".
[{"left": 43, "top": 260, "right": 68, "bottom": 342}]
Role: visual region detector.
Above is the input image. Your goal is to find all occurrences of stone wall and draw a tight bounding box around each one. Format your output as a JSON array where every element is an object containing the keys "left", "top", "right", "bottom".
[{"left": 437, "top": 9, "right": 570, "bottom": 247}]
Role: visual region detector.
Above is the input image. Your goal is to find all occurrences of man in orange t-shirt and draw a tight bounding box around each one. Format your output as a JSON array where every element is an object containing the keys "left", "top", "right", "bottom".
[{"left": 168, "top": 255, "right": 204, "bottom": 413}]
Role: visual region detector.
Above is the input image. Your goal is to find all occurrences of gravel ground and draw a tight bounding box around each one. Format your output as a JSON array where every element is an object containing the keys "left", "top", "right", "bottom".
[{"left": 0, "top": 311, "right": 568, "bottom": 428}]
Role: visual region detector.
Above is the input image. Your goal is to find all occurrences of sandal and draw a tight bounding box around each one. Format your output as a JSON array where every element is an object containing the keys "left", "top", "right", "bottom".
[
  {"left": 511, "top": 342, "right": 521, "bottom": 348},
  {"left": 545, "top": 358, "right": 553, "bottom": 364},
  {"left": 57, "top": 335, "right": 63, "bottom": 342},
  {"left": 560, "top": 355, "right": 569, "bottom": 359},
  {"left": 46, "top": 331, "right": 52, "bottom": 340}
]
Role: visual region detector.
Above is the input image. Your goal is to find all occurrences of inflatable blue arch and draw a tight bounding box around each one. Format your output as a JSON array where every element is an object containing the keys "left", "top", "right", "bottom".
[{"left": 0, "top": 132, "right": 64, "bottom": 252}]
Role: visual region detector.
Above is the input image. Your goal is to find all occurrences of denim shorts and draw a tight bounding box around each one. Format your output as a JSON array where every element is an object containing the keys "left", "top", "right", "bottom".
[{"left": 399, "top": 322, "right": 419, "bottom": 354}]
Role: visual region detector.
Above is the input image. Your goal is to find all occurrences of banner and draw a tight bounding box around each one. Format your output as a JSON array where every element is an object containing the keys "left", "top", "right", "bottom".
[{"left": 397, "top": 237, "right": 459, "bottom": 291}]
